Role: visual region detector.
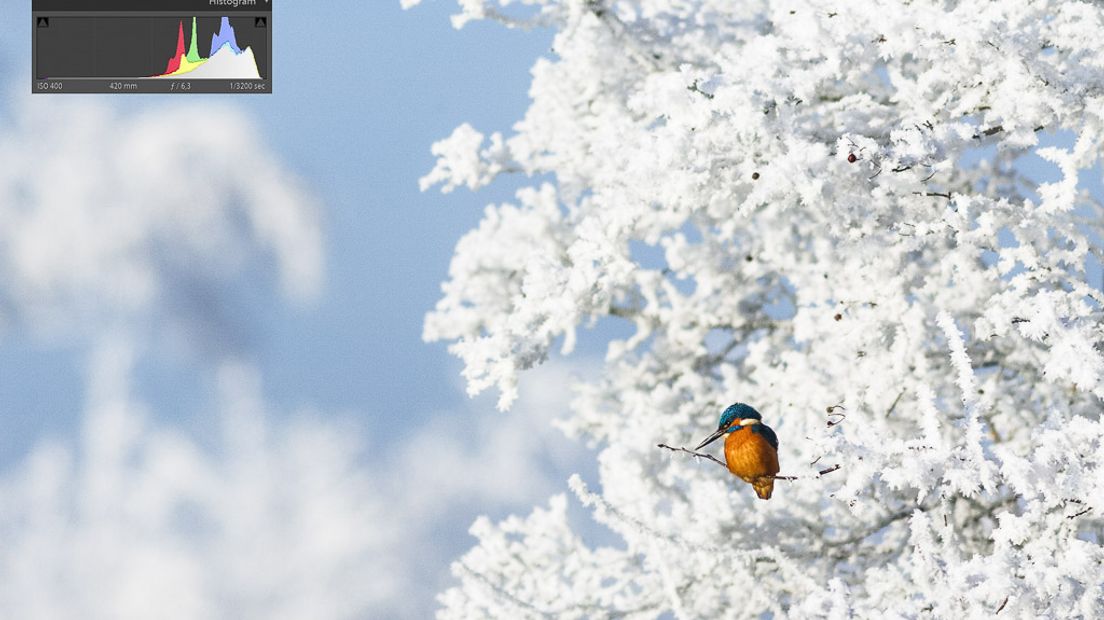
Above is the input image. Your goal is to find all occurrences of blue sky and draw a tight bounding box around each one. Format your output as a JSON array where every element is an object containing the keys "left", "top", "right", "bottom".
[
  {"left": 0, "top": 1, "right": 557, "bottom": 446},
  {"left": 0, "top": 2, "right": 607, "bottom": 616},
  {"left": 225, "top": 1, "right": 556, "bottom": 429}
]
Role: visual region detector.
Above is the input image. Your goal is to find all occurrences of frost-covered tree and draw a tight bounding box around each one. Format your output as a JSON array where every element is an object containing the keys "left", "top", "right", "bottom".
[{"left": 411, "top": 0, "right": 1104, "bottom": 617}]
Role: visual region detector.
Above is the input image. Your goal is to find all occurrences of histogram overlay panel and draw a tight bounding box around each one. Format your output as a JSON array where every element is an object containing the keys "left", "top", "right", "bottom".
[{"left": 32, "top": 0, "right": 272, "bottom": 94}]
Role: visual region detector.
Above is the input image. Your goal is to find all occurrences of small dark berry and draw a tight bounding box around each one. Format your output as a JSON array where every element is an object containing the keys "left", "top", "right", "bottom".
[
  {"left": 751, "top": 172, "right": 760, "bottom": 180},
  {"left": 834, "top": 313, "right": 842, "bottom": 321},
  {"left": 847, "top": 153, "right": 858, "bottom": 163},
  {"left": 745, "top": 255, "right": 753, "bottom": 262}
]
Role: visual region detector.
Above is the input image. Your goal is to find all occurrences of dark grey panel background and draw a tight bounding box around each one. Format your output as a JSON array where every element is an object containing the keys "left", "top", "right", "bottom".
[
  {"left": 34, "top": 0, "right": 269, "bottom": 13},
  {"left": 35, "top": 15, "right": 269, "bottom": 78}
]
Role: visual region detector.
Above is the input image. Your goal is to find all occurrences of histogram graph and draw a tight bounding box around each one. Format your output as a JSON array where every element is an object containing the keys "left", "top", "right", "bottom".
[
  {"left": 159, "top": 17, "right": 262, "bottom": 79},
  {"left": 32, "top": 0, "right": 272, "bottom": 94}
]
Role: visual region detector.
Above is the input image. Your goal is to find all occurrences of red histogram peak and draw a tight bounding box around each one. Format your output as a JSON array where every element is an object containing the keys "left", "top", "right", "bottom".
[{"left": 163, "top": 21, "right": 186, "bottom": 74}]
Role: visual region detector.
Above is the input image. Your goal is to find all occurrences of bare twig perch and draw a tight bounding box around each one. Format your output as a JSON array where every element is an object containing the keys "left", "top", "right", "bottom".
[
  {"left": 656, "top": 443, "right": 727, "bottom": 468},
  {"left": 656, "top": 444, "right": 841, "bottom": 481}
]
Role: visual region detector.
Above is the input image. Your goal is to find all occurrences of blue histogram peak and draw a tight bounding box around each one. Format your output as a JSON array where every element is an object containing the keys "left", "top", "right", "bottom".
[{"left": 209, "top": 16, "right": 243, "bottom": 57}]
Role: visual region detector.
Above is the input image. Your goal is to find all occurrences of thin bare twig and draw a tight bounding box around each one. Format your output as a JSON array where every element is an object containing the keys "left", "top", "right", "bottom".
[
  {"left": 657, "top": 443, "right": 727, "bottom": 468},
  {"left": 913, "top": 191, "right": 952, "bottom": 200},
  {"left": 656, "top": 444, "right": 841, "bottom": 481},
  {"left": 886, "top": 390, "right": 906, "bottom": 418},
  {"left": 1068, "top": 507, "right": 1093, "bottom": 520}
]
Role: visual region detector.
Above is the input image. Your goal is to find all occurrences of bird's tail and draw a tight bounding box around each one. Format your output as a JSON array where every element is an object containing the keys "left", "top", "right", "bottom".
[{"left": 753, "top": 478, "right": 774, "bottom": 500}]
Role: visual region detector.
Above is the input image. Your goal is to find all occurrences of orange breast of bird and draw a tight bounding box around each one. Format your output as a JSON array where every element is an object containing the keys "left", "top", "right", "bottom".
[{"left": 724, "top": 426, "right": 780, "bottom": 500}]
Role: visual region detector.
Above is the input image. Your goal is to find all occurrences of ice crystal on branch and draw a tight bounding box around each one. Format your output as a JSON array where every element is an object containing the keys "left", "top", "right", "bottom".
[{"left": 411, "top": 0, "right": 1104, "bottom": 616}]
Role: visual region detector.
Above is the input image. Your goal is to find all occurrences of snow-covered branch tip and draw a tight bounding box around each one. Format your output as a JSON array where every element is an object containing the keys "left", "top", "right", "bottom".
[{"left": 656, "top": 444, "right": 841, "bottom": 481}]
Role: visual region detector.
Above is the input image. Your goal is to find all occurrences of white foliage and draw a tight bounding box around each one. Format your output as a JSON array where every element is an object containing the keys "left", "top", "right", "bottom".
[
  {"left": 415, "top": 0, "right": 1104, "bottom": 617},
  {"left": 419, "top": 124, "right": 510, "bottom": 193}
]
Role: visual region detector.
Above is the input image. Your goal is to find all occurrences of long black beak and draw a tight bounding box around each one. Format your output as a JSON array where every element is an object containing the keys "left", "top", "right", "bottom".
[{"left": 695, "top": 427, "right": 726, "bottom": 451}]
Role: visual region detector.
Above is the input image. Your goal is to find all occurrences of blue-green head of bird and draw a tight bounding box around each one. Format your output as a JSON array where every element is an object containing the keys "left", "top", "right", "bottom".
[{"left": 695, "top": 403, "right": 763, "bottom": 450}]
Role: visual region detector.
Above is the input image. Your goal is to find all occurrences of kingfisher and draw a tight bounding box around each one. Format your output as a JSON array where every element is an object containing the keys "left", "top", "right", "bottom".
[{"left": 695, "top": 403, "right": 780, "bottom": 500}]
